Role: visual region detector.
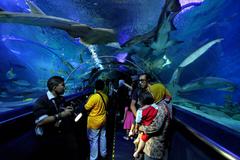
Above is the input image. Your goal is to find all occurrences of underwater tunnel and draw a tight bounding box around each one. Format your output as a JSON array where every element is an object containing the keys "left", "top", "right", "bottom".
[{"left": 0, "top": 0, "right": 240, "bottom": 159}]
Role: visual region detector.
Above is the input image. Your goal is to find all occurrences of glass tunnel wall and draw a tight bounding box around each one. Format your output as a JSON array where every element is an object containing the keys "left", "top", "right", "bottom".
[{"left": 0, "top": 0, "right": 240, "bottom": 134}]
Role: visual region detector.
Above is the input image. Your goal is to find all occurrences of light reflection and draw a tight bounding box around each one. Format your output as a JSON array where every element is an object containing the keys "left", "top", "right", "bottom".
[
  {"left": 180, "top": 0, "right": 204, "bottom": 6},
  {"left": 116, "top": 52, "right": 128, "bottom": 63},
  {"left": 88, "top": 45, "right": 104, "bottom": 70},
  {"left": 173, "top": 0, "right": 204, "bottom": 28}
]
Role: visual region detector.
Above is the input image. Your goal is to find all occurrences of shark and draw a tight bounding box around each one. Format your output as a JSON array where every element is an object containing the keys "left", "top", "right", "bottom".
[
  {"left": 117, "top": 0, "right": 203, "bottom": 72},
  {"left": 114, "top": 0, "right": 189, "bottom": 74},
  {"left": 165, "top": 38, "right": 237, "bottom": 103},
  {"left": 112, "top": 37, "right": 230, "bottom": 108},
  {"left": 179, "top": 38, "right": 223, "bottom": 67},
  {"left": 180, "top": 77, "right": 237, "bottom": 93},
  {"left": 98, "top": 0, "right": 182, "bottom": 81},
  {"left": 120, "top": 0, "right": 182, "bottom": 49},
  {"left": 120, "top": 0, "right": 204, "bottom": 50},
  {"left": 169, "top": 38, "right": 223, "bottom": 85},
  {"left": 121, "top": 41, "right": 227, "bottom": 97},
  {"left": 0, "top": 0, "right": 117, "bottom": 45}
]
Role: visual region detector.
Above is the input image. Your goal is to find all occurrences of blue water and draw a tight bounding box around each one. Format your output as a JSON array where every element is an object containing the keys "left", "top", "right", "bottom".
[{"left": 0, "top": 0, "right": 239, "bottom": 132}]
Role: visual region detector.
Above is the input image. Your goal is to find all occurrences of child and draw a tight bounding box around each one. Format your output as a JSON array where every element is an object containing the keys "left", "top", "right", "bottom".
[
  {"left": 122, "top": 105, "right": 134, "bottom": 140},
  {"left": 132, "top": 92, "right": 158, "bottom": 158}
]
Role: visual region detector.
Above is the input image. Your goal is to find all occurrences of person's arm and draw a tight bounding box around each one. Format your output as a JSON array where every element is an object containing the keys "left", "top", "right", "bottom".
[
  {"left": 37, "top": 106, "right": 73, "bottom": 126},
  {"left": 164, "top": 88, "right": 172, "bottom": 103},
  {"left": 129, "top": 123, "right": 135, "bottom": 137},
  {"left": 130, "top": 99, "right": 137, "bottom": 116},
  {"left": 36, "top": 115, "right": 55, "bottom": 126},
  {"left": 84, "top": 94, "right": 95, "bottom": 111},
  {"left": 130, "top": 89, "right": 139, "bottom": 116},
  {"left": 121, "top": 107, "right": 127, "bottom": 123},
  {"left": 134, "top": 123, "right": 140, "bottom": 133},
  {"left": 33, "top": 99, "right": 54, "bottom": 126},
  {"left": 134, "top": 109, "right": 143, "bottom": 134}
]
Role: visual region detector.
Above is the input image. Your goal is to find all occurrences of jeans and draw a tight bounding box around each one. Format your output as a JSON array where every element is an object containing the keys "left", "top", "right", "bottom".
[{"left": 87, "top": 126, "right": 107, "bottom": 160}]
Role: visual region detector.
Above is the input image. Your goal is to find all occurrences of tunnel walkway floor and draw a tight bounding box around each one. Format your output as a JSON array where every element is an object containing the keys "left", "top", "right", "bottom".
[{"left": 112, "top": 115, "right": 135, "bottom": 160}]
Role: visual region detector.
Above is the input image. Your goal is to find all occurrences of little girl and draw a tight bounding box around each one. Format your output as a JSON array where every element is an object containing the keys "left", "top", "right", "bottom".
[{"left": 122, "top": 105, "right": 134, "bottom": 140}]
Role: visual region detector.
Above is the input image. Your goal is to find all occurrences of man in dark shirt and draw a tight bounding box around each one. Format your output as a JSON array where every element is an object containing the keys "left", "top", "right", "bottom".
[
  {"left": 130, "top": 73, "right": 171, "bottom": 116},
  {"left": 33, "top": 76, "right": 79, "bottom": 160}
]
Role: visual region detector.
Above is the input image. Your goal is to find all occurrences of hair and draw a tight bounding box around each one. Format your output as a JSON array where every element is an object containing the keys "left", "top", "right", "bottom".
[
  {"left": 47, "top": 76, "right": 64, "bottom": 91},
  {"left": 139, "top": 73, "right": 152, "bottom": 82},
  {"left": 139, "top": 91, "right": 154, "bottom": 106},
  {"left": 95, "top": 79, "right": 105, "bottom": 91}
]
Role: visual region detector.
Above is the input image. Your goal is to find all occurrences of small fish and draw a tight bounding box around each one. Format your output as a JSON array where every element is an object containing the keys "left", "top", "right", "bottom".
[
  {"left": 0, "top": 92, "right": 8, "bottom": 98},
  {"left": 23, "top": 98, "right": 34, "bottom": 102},
  {"left": 12, "top": 80, "right": 31, "bottom": 87},
  {"left": 6, "top": 68, "right": 16, "bottom": 80},
  {"left": 14, "top": 95, "right": 25, "bottom": 99}
]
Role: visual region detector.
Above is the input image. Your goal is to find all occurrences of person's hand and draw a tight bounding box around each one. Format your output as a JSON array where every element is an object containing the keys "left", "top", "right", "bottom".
[
  {"left": 121, "top": 119, "right": 124, "bottom": 123},
  {"left": 128, "top": 130, "right": 133, "bottom": 137},
  {"left": 60, "top": 106, "right": 73, "bottom": 118}
]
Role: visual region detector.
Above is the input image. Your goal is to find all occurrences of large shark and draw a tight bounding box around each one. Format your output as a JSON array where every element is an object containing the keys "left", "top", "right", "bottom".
[
  {"left": 115, "top": 0, "right": 203, "bottom": 75},
  {"left": 0, "top": 0, "right": 117, "bottom": 45},
  {"left": 120, "top": 0, "right": 203, "bottom": 50},
  {"left": 169, "top": 38, "right": 223, "bottom": 85},
  {"left": 166, "top": 38, "right": 237, "bottom": 101},
  {"left": 108, "top": 0, "right": 184, "bottom": 78},
  {"left": 179, "top": 38, "right": 223, "bottom": 67},
  {"left": 180, "top": 77, "right": 236, "bottom": 93},
  {"left": 121, "top": 0, "right": 182, "bottom": 49},
  {"left": 117, "top": 0, "right": 204, "bottom": 72}
]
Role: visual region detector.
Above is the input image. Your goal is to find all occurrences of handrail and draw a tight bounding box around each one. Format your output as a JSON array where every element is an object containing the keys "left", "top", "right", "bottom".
[{"left": 175, "top": 117, "right": 240, "bottom": 160}]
